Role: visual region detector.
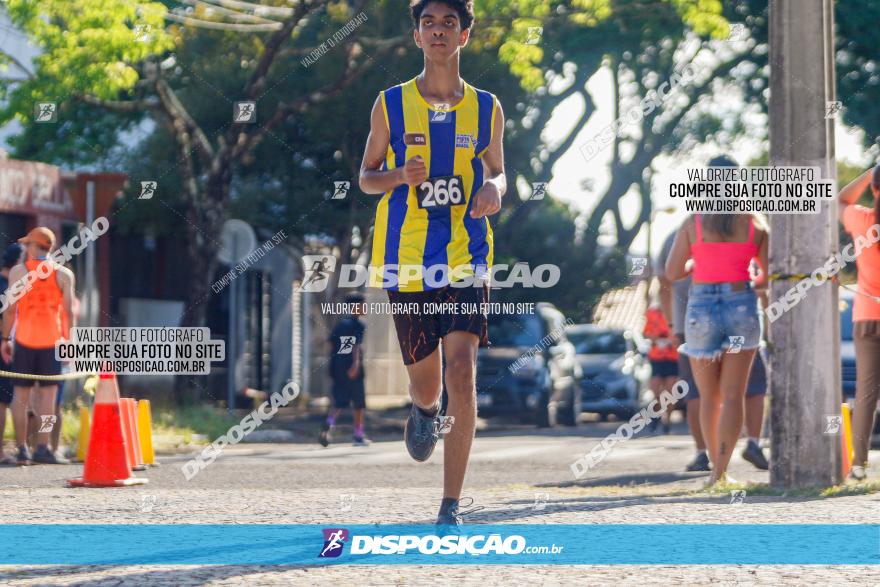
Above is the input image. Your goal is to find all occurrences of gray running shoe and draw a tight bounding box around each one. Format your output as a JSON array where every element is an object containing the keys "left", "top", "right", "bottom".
[{"left": 404, "top": 403, "right": 440, "bottom": 462}]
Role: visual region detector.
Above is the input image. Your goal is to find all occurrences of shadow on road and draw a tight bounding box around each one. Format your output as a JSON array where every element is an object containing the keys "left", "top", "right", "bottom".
[
  {"left": 0, "top": 564, "right": 321, "bottom": 585},
  {"left": 539, "top": 471, "right": 704, "bottom": 488}
]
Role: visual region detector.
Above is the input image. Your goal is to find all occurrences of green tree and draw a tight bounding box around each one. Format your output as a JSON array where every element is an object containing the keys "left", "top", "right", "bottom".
[{"left": 0, "top": 0, "right": 407, "bottom": 334}]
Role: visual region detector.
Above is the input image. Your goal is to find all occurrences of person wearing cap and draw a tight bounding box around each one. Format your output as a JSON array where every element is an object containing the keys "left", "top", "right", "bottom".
[
  {"left": 0, "top": 243, "right": 23, "bottom": 466},
  {"left": 1, "top": 227, "right": 75, "bottom": 465}
]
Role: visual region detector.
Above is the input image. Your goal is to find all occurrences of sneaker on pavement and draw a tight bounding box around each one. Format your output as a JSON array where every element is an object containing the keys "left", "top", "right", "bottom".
[
  {"left": 848, "top": 465, "right": 867, "bottom": 482},
  {"left": 686, "top": 451, "right": 711, "bottom": 472},
  {"left": 741, "top": 441, "right": 769, "bottom": 471},
  {"left": 32, "top": 445, "right": 69, "bottom": 465},
  {"left": 318, "top": 422, "right": 332, "bottom": 447},
  {"left": 436, "top": 497, "right": 484, "bottom": 529},
  {"left": 352, "top": 435, "right": 370, "bottom": 447},
  {"left": 15, "top": 445, "right": 31, "bottom": 466},
  {"left": 404, "top": 403, "right": 440, "bottom": 462}
]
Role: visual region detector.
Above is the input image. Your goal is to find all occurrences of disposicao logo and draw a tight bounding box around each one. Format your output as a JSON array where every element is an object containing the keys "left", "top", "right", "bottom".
[{"left": 319, "top": 528, "right": 349, "bottom": 558}]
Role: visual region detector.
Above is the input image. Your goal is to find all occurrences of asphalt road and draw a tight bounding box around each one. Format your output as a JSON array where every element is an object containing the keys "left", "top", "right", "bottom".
[
  {"left": 1, "top": 420, "right": 762, "bottom": 496},
  {"left": 1, "top": 421, "right": 879, "bottom": 585}
]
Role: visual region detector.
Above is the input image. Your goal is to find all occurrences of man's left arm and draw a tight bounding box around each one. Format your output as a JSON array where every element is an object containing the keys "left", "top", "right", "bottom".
[
  {"left": 347, "top": 322, "right": 364, "bottom": 380},
  {"left": 470, "top": 101, "right": 506, "bottom": 219},
  {"left": 59, "top": 268, "right": 76, "bottom": 339},
  {"left": 1, "top": 264, "right": 26, "bottom": 363}
]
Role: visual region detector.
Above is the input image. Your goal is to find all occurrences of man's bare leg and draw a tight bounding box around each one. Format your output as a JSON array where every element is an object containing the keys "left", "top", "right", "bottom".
[
  {"left": 11, "top": 386, "right": 33, "bottom": 456},
  {"left": 740, "top": 392, "right": 769, "bottom": 470},
  {"left": 687, "top": 398, "right": 706, "bottom": 450},
  {"left": 0, "top": 403, "right": 7, "bottom": 459},
  {"left": 744, "top": 394, "right": 764, "bottom": 439},
  {"left": 35, "top": 385, "right": 58, "bottom": 448},
  {"left": 405, "top": 345, "right": 443, "bottom": 411},
  {"left": 439, "top": 331, "right": 478, "bottom": 500}
]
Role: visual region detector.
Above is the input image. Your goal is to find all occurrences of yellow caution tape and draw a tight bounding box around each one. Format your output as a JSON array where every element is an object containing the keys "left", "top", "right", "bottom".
[
  {"left": 767, "top": 273, "right": 812, "bottom": 281},
  {"left": 0, "top": 369, "right": 97, "bottom": 381}
]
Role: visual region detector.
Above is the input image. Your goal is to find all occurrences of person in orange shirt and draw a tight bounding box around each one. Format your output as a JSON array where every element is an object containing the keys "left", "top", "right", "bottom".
[
  {"left": 838, "top": 166, "right": 880, "bottom": 481},
  {"left": 643, "top": 303, "right": 679, "bottom": 434},
  {"left": 0, "top": 227, "right": 75, "bottom": 465}
]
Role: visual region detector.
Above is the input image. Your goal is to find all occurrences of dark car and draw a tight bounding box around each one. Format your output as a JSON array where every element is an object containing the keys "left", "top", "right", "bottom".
[
  {"left": 475, "top": 303, "right": 581, "bottom": 427},
  {"left": 840, "top": 290, "right": 856, "bottom": 398},
  {"left": 566, "top": 324, "right": 651, "bottom": 420}
]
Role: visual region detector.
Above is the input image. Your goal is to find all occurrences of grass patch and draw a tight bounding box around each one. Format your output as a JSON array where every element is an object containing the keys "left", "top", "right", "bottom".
[
  {"left": 701, "top": 478, "right": 880, "bottom": 498},
  {"left": 2, "top": 401, "right": 239, "bottom": 452},
  {"left": 2, "top": 404, "right": 84, "bottom": 453},
  {"left": 151, "top": 404, "right": 240, "bottom": 443}
]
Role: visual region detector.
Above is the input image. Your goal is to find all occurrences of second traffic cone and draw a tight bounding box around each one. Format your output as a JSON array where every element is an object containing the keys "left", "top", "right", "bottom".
[
  {"left": 68, "top": 372, "right": 147, "bottom": 487},
  {"left": 137, "top": 400, "right": 156, "bottom": 466},
  {"left": 75, "top": 406, "right": 90, "bottom": 463},
  {"left": 120, "top": 398, "right": 146, "bottom": 471},
  {"left": 126, "top": 398, "right": 145, "bottom": 469}
]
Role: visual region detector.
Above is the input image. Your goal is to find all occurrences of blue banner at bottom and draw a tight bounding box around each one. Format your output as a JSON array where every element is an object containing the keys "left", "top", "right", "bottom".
[{"left": 0, "top": 524, "right": 878, "bottom": 565}]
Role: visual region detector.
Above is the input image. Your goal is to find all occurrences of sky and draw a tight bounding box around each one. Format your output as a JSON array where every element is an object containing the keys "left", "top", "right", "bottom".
[
  {"left": 540, "top": 58, "right": 871, "bottom": 259},
  {"left": 1, "top": 12, "right": 871, "bottom": 261}
]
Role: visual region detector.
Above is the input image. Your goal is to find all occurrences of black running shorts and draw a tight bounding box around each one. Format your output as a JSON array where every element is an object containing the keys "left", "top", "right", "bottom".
[
  {"left": 387, "top": 284, "right": 489, "bottom": 365},
  {"left": 10, "top": 342, "right": 61, "bottom": 388},
  {"left": 331, "top": 376, "right": 366, "bottom": 410}
]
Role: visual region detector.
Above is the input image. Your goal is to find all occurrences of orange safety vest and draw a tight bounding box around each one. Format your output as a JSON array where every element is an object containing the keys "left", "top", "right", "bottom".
[
  {"left": 643, "top": 307, "right": 678, "bottom": 362},
  {"left": 15, "top": 259, "right": 64, "bottom": 349}
]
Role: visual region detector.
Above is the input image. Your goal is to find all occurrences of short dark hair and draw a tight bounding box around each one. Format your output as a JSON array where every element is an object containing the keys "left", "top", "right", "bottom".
[
  {"left": 2, "top": 243, "right": 22, "bottom": 269},
  {"left": 410, "top": 0, "right": 475, "bottom": 30},
  {"left": 707, "top": 154, "right": 738, "bottom": 168},
  {"left": 344, "top": 292, "right": 366, "bottom": 305}
]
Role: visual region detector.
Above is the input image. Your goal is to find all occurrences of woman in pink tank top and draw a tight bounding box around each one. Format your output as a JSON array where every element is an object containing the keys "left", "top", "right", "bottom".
[{"left": 666, "top": 209, "right": 768, "bottom": 486}]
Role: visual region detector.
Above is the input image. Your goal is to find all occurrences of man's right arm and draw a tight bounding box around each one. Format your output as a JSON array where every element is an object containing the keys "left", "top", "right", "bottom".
[
  {"left": 657, "top": 276, "right": 674, "bottom": 330},
  {"left": 2, "top": 264, "right": 26, "bottom": 339},
  {"left": 359, "top": 94, "right": 426, "bottom": 194}
]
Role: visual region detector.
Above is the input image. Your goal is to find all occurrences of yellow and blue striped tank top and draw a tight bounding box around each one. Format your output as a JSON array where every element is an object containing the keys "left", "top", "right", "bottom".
[{"left": 369, "top": 77, "right": 497, "bottom": 292}]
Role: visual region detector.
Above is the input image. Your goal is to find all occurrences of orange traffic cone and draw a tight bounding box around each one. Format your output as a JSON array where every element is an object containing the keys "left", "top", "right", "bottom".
[
  {"left": 67, "top": 372, "right": 147, "bottom": 487},
  {"left": 119, "top": 397, "right": 137, "bottom": 471},
  {"left": 120, "top": 398, "right": 146, "bottom": 471}
]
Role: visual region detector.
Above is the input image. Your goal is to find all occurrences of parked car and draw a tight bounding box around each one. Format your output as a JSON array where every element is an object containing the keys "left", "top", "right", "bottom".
[
  {"left": 840, "top": 289, "right": 856, "bottom": 398},
  {"left": 476, "top": 303, "right": 581, "bottom": 427},
  {"left": 566, "top": 324, "right": 651, "bottom": 420}
]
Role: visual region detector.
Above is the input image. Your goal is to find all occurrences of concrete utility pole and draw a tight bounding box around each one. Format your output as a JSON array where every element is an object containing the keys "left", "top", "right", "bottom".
[{"left": 768, "top": 0, "right": 841, "bottom": 487}]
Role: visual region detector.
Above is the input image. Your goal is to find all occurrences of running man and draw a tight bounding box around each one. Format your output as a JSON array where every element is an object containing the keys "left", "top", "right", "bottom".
[
  {"left": 320, "top": 293, "right": 369, "bottom": 447},
  {"left": 359, "top": 0, "right": 505, "bottom": 525},
  {"left": 1, "top": 228, "right": 75, "bottom": 465}
]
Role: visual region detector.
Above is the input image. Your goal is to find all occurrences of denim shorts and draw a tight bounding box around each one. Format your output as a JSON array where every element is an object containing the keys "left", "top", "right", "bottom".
[{"left": 680, "top": 283, "right": 762, "bottom": 360}]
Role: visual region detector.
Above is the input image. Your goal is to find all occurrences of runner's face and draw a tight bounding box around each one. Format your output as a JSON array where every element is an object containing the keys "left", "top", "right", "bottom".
[{"left": 415, "top": 2, "right": 468, "bottom": 59}]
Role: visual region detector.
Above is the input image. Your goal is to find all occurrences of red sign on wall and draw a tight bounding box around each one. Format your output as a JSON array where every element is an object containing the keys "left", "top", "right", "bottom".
[{"left": 0, "top": 159, "right": 74, "bottom": 215}]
